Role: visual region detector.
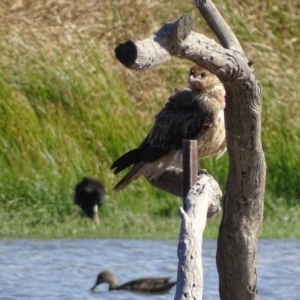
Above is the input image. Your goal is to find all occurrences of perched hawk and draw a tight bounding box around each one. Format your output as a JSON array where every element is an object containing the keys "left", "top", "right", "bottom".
[{"left": 111, "top": 65, "right": 226, "bottom": 191}]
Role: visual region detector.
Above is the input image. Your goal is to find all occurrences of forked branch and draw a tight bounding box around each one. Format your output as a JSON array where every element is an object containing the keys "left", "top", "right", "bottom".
[
  {"left": 115, "top": 1, "right": 265, "bottom": 299},
  {"left": 194, "top": 0, "right": 243, "bottom": 51},
  {"left": 115, "top": 14, "right": 248, "bottom": 81}
]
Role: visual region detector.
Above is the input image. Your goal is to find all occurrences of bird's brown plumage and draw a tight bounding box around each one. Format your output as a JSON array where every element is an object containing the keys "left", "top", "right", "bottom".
[
  {"left": 90, "top": 270, "right": 176, "bottom": 294},
  {"left": 111, "top": 65, "right": 226, "bottom": 191}
]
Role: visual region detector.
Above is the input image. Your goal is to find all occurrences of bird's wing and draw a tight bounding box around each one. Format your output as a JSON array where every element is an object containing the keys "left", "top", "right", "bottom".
[
  {"left": 120, "top": 277, "right": 172, "bottom": 291},
  {"left": 145, "top": 89, "right": 213, "bottom": 155},
  {"left": 111, "top": 89, "right": 213, "bottom": 191}
]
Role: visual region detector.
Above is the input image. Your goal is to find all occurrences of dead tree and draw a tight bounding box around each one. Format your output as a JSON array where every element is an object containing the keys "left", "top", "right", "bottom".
[
  {"left": 114, "top": 1, "right": 266, "bottom": 299},
  {"left": 149, "top": 140, "right": 222, "bottom": 299}
]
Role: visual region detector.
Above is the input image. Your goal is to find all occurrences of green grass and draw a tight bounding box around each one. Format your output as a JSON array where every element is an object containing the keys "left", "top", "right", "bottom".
[
  {"left": 2, "top": 206, "right": 300, "bottom": 239},
  {"left": 0, "top": 0, "right": 300, "bottom": 239}
]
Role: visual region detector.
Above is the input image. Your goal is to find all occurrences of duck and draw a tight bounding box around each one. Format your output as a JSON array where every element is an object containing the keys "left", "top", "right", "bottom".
[
  {"left": 90, "top": 270, "right": 176, "bottom": 294},
  {"left": 74, "top": 177, "right": 105, "bottom": 224}
]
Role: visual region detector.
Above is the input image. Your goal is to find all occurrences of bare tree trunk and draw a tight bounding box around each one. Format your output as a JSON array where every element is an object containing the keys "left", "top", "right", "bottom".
[
  {"left": 193, "top": 2, "right": 266, "bottom": 299},
  {"left": 114, "top": 1, "right": 266, "bottom": 299}
]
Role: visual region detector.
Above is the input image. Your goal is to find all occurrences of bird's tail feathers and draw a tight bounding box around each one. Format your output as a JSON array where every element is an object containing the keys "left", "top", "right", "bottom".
[
  {"left": 111, "top": 148, "right": 143, "bottom": 174},
  {"left": 113, "top": 162, "right": 144, "bottom": 192}
]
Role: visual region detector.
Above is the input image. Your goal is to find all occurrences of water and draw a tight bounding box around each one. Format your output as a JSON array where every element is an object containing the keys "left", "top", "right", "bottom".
[{"left": 0, "top": 239, "right": 299, "bottom": 299}]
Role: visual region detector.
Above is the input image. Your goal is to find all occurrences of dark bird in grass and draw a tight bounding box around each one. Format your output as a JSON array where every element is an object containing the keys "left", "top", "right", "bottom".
[
  {"left": 111, "top": 65, "right": 226, "bottom": 191},
  {"left": 90, "top": 270, "right": 176, "bottom": 294},
  {"left": 74, "top": 177, "right": 105, "bottom": 224}
]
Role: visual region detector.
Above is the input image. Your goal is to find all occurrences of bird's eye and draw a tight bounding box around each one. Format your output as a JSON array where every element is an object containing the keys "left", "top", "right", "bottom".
[{"left": 200, "top": 72, "right": 207, "bottom": 78}]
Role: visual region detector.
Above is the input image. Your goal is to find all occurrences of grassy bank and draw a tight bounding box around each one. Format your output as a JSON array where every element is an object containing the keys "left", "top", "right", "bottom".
[
  {"left": 0, "top": 0, "right": 299, "bottom": 238},
  {"left": 2, "top": 209, "right": 300, "bottom": 239}
]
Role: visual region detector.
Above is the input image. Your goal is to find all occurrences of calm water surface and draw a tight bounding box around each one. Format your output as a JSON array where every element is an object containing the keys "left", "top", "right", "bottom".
[{"left": 0, "top": 239, "right": 299, "bottom": 299}]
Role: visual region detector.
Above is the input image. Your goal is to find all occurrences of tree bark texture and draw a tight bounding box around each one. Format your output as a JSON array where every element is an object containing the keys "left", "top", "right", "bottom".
[
  {"left": 149, "top": 165, "right": 222, "bottom": 300},
  {"left": 174, "top": 174, "right": 222, "bottom": 300},
  {"left": 114, "top": 1, "right": 266, "bottom": 299}
]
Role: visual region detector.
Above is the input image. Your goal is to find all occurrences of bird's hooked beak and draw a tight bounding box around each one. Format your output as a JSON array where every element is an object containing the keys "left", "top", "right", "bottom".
[
  {"left": 189, "top": 75, "right": 202, "bottom": 90},
  {"left": 188, "top": 75, "right": 197, "bottom": 83},
  {"left": 93, "top": 204, "right": 99, "bottom": 225}
]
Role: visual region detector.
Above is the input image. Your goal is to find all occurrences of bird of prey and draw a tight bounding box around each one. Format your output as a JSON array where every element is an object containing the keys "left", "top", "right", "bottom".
[
  {"left": 90, "top": 270, "right": 176, "bottom": 294},
  {"left": 111, "top": 64, "right": 226, "bottom": 191},
  {"left": 74, "top": 177, "right": 106, "bottom": 224}
]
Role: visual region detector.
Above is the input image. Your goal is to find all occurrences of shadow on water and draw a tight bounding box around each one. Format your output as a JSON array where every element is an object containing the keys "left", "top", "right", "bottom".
[{"left": 0, "top": 239, "right": 299, "bottom": 299}]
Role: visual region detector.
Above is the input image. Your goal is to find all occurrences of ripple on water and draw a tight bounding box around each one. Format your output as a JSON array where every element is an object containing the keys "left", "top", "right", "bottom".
[{"left": 0, "top": 239, "right": 299, "bottom": 299}]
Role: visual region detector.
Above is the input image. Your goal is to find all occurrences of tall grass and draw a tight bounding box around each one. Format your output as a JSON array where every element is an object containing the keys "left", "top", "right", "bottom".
[{"left": 0, "top": 0, "right": 299, "bottom": 237}]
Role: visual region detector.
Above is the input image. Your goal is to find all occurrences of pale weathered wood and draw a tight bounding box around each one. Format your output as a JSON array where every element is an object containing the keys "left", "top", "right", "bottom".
[
  {"left": 115, "top": 2, "right": 266, "bottom": 299},
  {"left": 194, "top": 0, "right": 243, "bottom": 51},
  {"left": 174, "top": 174, "right": 222, "bottom": 300},
  {"left": 193, "top": 2, "right": 265, "bottom": 299},
  {"left": 114, "top": 14, "right": 249, "bottom": 82},
  {"left": 149, "top": 140, "right": 221, "bottom": 300},
  {"left": 115, "top": 14, "right": 193, "bottom": 70},
  {"left": 182, "top": 140, "right": 198, "bottom": 210},
  {"left": 115, "top": 14, "right": 236, "bottom": 78}
]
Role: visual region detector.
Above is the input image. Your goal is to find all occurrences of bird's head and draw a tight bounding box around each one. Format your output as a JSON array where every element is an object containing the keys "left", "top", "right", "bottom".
[
  {"left": 188, "top": 65, "right": 221, "bottom": 92},
  {"left": 91, "top": 271, "right": 117, "bottom": 291}
]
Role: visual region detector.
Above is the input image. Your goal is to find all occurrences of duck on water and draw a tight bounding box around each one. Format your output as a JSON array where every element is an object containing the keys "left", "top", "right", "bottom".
[{"left": 90, "top": 270, "right": 176, "bottom": 294}]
